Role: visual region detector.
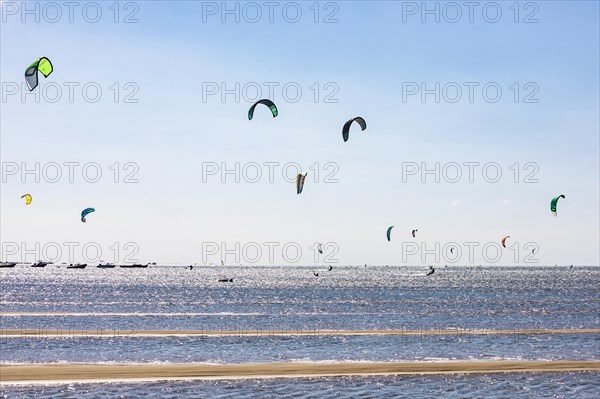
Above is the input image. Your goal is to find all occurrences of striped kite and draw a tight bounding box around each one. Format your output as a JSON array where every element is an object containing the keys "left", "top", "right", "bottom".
[{"left": 296, "top": 173, "right": 307, "bottom": 194}]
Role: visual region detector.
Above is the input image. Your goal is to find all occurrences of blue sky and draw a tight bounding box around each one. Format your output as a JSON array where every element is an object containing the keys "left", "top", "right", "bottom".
[{"left": 1, "top": 1, "right": 598, "bottom": 266}]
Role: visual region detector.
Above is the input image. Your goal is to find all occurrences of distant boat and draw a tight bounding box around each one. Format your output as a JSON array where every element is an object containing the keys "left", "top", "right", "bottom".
[
  {"left": 31, "top": 261, "right": 52, "bottom": 268},
  {"left": 218, "top": 278, "right": 233, "bottom": 282},
  {"left": 120, "top": 264, "right": 148, "bottom": 268},
  {"left": 67, "top": 263, "right": 87, "bottom": 269},
  {"left": 0, "top": 262, "right": 17, "bottom": 268},
  {"left": 97, "top": 263, "right": 116, "bottom": 268}
]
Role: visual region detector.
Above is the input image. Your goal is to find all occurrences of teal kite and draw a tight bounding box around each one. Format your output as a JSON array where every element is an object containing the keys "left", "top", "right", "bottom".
[
  {"left": 248, "top": 99, "right": 278, "bottom": 120},
  {"left": 81, "top": 208, "right": 95, "bottom": 223},
  {"left": 386, "top": 226, "right": 394, "bottom": 241},
  {"left": 550, "top": 195, "right": 565, "bottom": 216}
]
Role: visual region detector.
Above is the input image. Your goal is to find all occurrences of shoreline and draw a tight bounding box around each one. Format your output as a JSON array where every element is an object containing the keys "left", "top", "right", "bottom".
[{"left": 1, "top": 361, "right": 598, "bottom": 384}]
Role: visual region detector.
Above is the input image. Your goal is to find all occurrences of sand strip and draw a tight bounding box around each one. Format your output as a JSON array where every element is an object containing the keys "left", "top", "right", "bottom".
[
  {"left": 1, "top": 328, "right": 599, "bottom": 338},
  {"left": 1, "top": 361, "right": 598, "bottom": 384}
]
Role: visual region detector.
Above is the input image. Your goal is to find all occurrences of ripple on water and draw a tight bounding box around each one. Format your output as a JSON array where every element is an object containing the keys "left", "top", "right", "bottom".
[{"left": 2, "top": 372, "right": 600, "bottom": 399}]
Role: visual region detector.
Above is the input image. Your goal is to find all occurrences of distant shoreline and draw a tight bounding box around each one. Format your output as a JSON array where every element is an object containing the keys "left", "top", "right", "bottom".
[{"left": 1, "top": 361, "right": 598, "bottom": 384}]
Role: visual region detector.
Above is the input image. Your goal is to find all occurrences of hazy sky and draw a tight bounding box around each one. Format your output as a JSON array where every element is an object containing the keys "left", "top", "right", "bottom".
[{"left": 1, "top": 1, "right": 598, "bottom": 266}]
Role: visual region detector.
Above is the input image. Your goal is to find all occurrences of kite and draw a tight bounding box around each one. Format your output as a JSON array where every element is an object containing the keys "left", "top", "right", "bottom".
[
  {"left": 386, "top": 226, "right": 394, "bottom": 242},
  {"left": 248, "top": 99, "right": 278, "bottom": 120},
  {"left": 296, "top": 173, "right": 307, "bottom": 194},
  {"left": 342, "top": 117, "right": 367, "bottom": 142},
  {"left": 25, "top": 57, "right": 53, "bottom": 91},
  {"left": 21, "top": 194, "right": 32, "bottom": 205},
  {"left": 81, "top": 208, "right": 95, "bottom": 223},
  {"left": 550, "top": 195, "right": 565, "bottom": 216}
]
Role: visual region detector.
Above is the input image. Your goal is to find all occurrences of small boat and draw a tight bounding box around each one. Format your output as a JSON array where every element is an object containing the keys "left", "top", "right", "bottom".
[
  {"left": 120, "top": 264, "right": 148, "bottom": 268},
  {"left": 67, "top": 263, "right": 87, "bottom": 269},
  {"left": 31, "top": 261, "right": 52, "bottom": 268},
  {"left": 218, "top": 278, "right": 233, "bottom": 282},
  {"left": 97, "top": 263, "right": 116, "bottom": 268},
  {"left": 0, "top": 262, "right": 17, "bottom": 268}
]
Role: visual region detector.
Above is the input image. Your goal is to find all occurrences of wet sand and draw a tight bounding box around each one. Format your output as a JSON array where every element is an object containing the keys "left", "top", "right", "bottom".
[
  {"left": 1, "top": 328, "right": 599, "bottom": 337},
  {"left": 1, "top": 361, "right": 598, "bottom": 384}
]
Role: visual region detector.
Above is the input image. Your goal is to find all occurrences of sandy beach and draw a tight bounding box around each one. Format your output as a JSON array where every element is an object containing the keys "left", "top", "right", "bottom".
[{"left": 1, "top": 361, "right": 598, "bottom": 384}]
